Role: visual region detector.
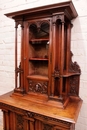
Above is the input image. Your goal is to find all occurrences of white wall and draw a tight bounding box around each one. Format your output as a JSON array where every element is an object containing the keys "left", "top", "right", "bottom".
[{"left": 0, "top": 0, "right": 87, "bottom": 129}]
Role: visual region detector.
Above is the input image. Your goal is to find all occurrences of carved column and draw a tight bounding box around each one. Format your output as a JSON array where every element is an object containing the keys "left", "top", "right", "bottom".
[
  {"left": 15, "top": 22, "right": 18, "bottom": 89},
  {"left": 51, "top": 15, "right": 57, "bottom": 96},
  {"left": 59, "top": 16, "right": 64, "bottom": 99},
  {"left": 66, "top": 23, "right": 72, "bottom": 72},
  {"left": 14, "top": 21, "right": 24, "bottom": 95}
]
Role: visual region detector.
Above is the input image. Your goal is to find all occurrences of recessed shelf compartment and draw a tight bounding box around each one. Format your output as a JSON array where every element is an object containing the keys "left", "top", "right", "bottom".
[
  {"left": 29, "top": 60, "right": 48, "bottom": 76},
  {"left": 29, "top": 40, "right": 49, "bottom": 61}
]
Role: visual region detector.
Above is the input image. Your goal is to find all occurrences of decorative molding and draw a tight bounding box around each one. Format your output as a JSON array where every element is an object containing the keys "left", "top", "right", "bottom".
[
  {"left": 69, "top": 76, "right": 79, "bottom": 96},
  {"left": 57, "top": 15, "right": 64, "bottom": 23},
  {"left": 52, "top": 70, "right": 61, "bottom": 79},
  {"left": 27, "top": 112, "right": 35, "bottom": 118},
  {"left": 35, "top": 113, "right": 71, "bottom": 126},
  {"left": 52, "top": 15, "right": 64, "bottom": 25},
  {"left": 15, "top": 21, "right": 24, "bottom": 29}
]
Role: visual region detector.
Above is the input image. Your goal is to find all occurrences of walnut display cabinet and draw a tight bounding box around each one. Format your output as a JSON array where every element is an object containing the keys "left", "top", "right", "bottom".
[{"left": 0, "top": 1, "right": 82, "bottom": 130}]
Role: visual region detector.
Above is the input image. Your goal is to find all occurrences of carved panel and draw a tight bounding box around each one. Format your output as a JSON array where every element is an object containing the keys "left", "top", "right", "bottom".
[
  {"left": 16, "top": 114, "right": 24, "bottom": 130},
  {"left": 69, "top": 76, "right": 79, "bottom": 96},
  {"left": 29, "top": 80, "right": 48, "bottom": 94},
  {"left": 43, "top": 124, "right": 52, "bottom": 130},
  {"left": 69, "top": 61, "right": 80, "bottom": 73}
]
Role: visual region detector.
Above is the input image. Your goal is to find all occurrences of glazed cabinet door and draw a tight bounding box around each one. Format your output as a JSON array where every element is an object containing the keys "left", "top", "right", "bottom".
[{"left": 24, "top": 18, "right": 52, "bottom": 96}]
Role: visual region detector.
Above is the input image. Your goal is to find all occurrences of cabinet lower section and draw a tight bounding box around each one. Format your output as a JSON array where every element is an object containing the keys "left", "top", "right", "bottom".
[
  {"left": 0, "top": 92, "right": 82, "bottom": 130},
  {"left": 1, "top": 103, "right": 74, "bottom": 130}
]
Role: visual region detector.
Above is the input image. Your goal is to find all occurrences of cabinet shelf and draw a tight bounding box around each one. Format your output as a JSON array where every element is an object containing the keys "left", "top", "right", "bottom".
[
  {"left": 29, "top": 57, "right": 48, "bottom": 61},
  {"left": 29, "top": 38, "right": 49, "bottom": 44},
  {"left": 27, "top": 75, "right": 49, "bottom": 81},
  {"left": 63, "top": 71, "right": 80, "bottom": 77}
]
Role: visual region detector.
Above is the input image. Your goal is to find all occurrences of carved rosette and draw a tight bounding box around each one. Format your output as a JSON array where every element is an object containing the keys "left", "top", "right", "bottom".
[{"left": 29, "top": 80, "right": 48, "bottom": 94}]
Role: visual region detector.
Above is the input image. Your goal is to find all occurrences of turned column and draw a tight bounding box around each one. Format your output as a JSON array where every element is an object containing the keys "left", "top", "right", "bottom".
[{"left": 14, "top": 21, "right": 24, "bottom": 94}]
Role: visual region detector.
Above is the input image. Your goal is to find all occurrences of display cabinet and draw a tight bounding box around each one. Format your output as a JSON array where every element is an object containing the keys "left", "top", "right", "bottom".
[{"left": 0, "top": 1, "right": 82, "bottom": 130}]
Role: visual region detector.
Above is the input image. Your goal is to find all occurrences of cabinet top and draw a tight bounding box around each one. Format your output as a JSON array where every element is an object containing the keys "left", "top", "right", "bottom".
[
  {"left": 0, "top": 91, "right": 82, "bottom": 123},
  {"left": 5, "top": 1, "right": 78, "bottom": 20}
]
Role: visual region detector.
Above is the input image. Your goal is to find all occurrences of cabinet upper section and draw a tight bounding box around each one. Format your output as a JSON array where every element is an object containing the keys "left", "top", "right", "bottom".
[{"left": 5, "top": 1, "right": 78, "bottom": 20}]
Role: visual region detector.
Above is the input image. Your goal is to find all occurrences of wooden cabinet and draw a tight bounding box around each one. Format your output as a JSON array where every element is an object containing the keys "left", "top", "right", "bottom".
[
  {"left": 1, "top": 103, "right": 75, "bottom": 130},
  {"left": 0, "top": 1, "right": 82, "bottom": 130},
  {"left": 0, "top": 94, "right": 80, "bottom": 130}
]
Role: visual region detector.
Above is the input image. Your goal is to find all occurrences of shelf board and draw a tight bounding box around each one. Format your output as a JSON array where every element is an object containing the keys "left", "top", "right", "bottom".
[
  {"left": 29, "top": 57, "right": 48, "bottom": 61},
  {"left": 29, "top": 38, "right": 49, "bottom": 44},
  {"left": 27, "top": 75, "right": 49, "bottom": 81},
  {"left": 63, "top": 72, "right": 80, "bottom": 77}
]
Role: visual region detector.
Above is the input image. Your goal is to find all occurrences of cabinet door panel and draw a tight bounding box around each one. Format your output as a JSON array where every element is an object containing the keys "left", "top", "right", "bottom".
[
  {"left": 23, "top": 120, "right": 29, "bottom": 130},
  {"left": 16, "top": 114, "right": 24, "bottom": 130},
  {"left": 35, "top": 120, "right": 43, "bottom": 130},
  {"left": 30, "top": 121, "right": 35, "bottom": 130},
  {"left": 35, "top": 119, "right": 54, "bottom": 130}
]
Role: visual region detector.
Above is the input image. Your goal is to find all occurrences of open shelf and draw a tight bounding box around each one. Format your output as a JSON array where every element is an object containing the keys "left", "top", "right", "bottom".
[
  {"left": 63, "top": 71, "right": 80, "bottom": 77},
  {"left": 29, "top": 57, "right": 48, "bottom": 61},
  {"left": 27, "top": 75, "right": 49, "bottom": 81},
  {"left": 29, "top": 38, "right": 49, "bottom": 44}
]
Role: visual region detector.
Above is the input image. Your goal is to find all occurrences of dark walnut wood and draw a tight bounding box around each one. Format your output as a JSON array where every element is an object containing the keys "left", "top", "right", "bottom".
[{"left": 0, "top": 1, "right": 82, "bottom": 130}]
